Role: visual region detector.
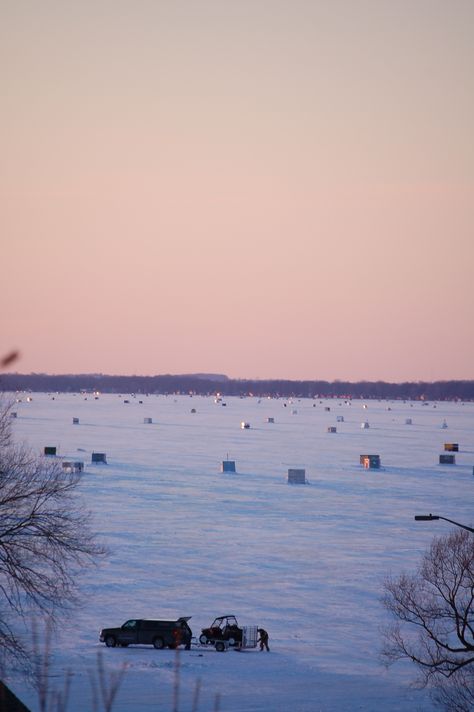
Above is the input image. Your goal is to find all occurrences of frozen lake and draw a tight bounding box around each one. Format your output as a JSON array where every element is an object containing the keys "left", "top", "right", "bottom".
[{"left": 5, "top": 392, "right": 474, "bottom": 711}]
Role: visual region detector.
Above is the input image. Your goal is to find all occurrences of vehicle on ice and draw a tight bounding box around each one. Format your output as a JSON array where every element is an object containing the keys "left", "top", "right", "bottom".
[
  {"left": 199, "top": 615, "right": 257, "bottom": 652},
  {"left": 99, "top": 617, "right": 192, "bottom": 650}
]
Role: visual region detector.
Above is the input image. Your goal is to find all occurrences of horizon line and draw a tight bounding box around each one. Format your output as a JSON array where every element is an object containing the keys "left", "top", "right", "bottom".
[{"left": 2, "top": 372, "right": 474, "bottom": 386}]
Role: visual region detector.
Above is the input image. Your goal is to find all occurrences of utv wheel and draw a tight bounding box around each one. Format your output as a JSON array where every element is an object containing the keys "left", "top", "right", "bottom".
[
  {"left": 199, "top": 634, "right": 208, "bottom": 645},
  {"left": 228, "top": 637, "right": 235, "bottom": 646},
  {"left": 105, "top": 636, "right": 116, "bottom": 648},
  {"left": 215, "top": 641, "right": 225, "bottom": 653},
  {"left": 153, "top": 637, "right": 165, "bottom": 650}
]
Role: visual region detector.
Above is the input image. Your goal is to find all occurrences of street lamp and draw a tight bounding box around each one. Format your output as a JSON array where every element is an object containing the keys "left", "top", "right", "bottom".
[{"left": 414, "top": 514, "right": 474, "bottom": 534}]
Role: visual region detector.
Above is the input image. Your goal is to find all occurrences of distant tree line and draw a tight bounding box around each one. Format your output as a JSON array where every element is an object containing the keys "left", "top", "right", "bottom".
[{"left": 1, "top": 373, "right": 474, "bottom": 400}]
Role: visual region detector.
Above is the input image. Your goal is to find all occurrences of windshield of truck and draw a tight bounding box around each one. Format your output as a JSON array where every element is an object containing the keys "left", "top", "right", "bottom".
[{"left": 122, "top": 620, "right": 137, "bottom": 629}]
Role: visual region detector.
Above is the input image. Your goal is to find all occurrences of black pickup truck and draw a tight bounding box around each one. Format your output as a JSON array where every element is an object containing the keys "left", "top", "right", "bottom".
[{"left": 99, "top": 617, "right": 192, "bottom": 650}]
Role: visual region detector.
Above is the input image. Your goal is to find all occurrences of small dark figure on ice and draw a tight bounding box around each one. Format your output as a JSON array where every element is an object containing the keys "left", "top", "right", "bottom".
[{"left": 257, "top": 628, "right": 269, "bottom": 651}]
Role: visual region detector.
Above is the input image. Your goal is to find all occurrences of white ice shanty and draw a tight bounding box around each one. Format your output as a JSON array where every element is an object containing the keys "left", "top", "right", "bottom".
[{"left": 62, "top": 461, "right": 84, "bottom": 473}]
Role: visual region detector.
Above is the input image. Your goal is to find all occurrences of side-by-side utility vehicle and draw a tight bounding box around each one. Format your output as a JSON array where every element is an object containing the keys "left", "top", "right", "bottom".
[{"left": 199, "top": 615, "right": 247, "bottom": 651}]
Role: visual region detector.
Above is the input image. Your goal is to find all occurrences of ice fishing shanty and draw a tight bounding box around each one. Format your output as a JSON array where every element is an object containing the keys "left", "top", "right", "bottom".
[
  {"left": 44, "top": 446, "right": 57, "bottom": 456},
  {"left": 221, "top": 460, "right": 236, "bottom": 473},
  {"left": 91, "top": 452, "right": 107, "bottom": 464},
  {"left": 360, "top": 454, "right": 381, "bottom": 469},
  {"left": 439, "top": 454, "right": 455, "bottom": 465},
  {"left": 287, "top": 468, "right": 307, "bottom": 484},
  {"left": 62, "top": 461, "right": 84, "bottom": 473},
  {"left": 444, "top": 443, "right": 459, "bottom": 452}
]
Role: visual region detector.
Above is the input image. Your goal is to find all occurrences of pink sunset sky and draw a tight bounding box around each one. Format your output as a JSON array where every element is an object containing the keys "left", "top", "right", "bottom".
[{"left": 2, "top": 0, "right": 473, "bottom": 382}]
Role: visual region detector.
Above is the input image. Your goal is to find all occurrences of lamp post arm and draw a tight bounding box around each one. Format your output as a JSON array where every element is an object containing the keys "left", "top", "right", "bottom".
[{"left": 438, "top": 517, "right": 474, "bottom": 534}]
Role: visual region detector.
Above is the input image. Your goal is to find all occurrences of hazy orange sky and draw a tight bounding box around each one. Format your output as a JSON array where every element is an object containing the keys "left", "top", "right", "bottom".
[{"left": 2, "top": 0, "right": 473, "bottom": 381}]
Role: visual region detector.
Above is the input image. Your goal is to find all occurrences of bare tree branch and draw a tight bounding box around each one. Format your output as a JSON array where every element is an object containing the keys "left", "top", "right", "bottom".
[
  {"left": 88, "top": 652, "right": 127, "bottom": 712},
  {"left": 0, "top": 398, "right": 107, "bottom": 669},
  {"left": 0, "top": 351, "right": 20, "bottom": 369},
  {"left": 382, "top": 529, "right": 474, "bottom": 707}
]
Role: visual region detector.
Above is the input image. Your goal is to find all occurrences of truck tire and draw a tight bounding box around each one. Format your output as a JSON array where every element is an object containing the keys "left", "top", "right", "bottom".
[
  {"left": 215, "top": 641, "right": 225, "bottom": 652},
  {"left": 105, "top": 635, "right": 116, "bottom": 648},
  {"left": 153, "top": 637, "right": 165, "bottom": 650},
  {"left": 199, "top": 634, "right": 208, "bottom": 645}
]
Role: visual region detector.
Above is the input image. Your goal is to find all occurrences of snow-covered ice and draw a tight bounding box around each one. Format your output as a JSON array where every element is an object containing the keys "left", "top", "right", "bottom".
[{"left": 5, "top": 393, "right": 474, "bottom": 711}]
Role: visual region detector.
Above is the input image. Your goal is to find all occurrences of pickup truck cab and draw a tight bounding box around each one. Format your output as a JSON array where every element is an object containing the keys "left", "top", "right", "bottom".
[{"left": 99, "top": 617, "right": 192, "bottom": 650}]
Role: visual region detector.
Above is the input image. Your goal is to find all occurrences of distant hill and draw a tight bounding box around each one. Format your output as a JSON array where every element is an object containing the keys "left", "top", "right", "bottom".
[
  {"left": 1, "top": 373, "right": 473, "bottom": 400},
  {"left": 177, "top": 373, "right": 229, "bottom": 382}
]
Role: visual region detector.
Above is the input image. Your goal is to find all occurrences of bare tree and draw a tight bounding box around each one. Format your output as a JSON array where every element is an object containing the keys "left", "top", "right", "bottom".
[
  {"left": 88, "top": 652, "right": 127, "bottom": 712},
  {"left": 382, "top": 529, "right": 474, "bottom": 708},
  {"left": 0, "top": 398, "right": 106, "bottom": 668},
  {"left": 31, "top": 619, "right": 72, "bottom": 712},
  {"left": 432, "top": 667, "right": 474, "bottom": 712}
]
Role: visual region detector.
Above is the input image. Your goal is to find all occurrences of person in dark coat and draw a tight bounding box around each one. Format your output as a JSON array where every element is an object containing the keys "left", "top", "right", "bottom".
[{"left": 257, "top": 628, "right": 270, "bottom": 651}]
